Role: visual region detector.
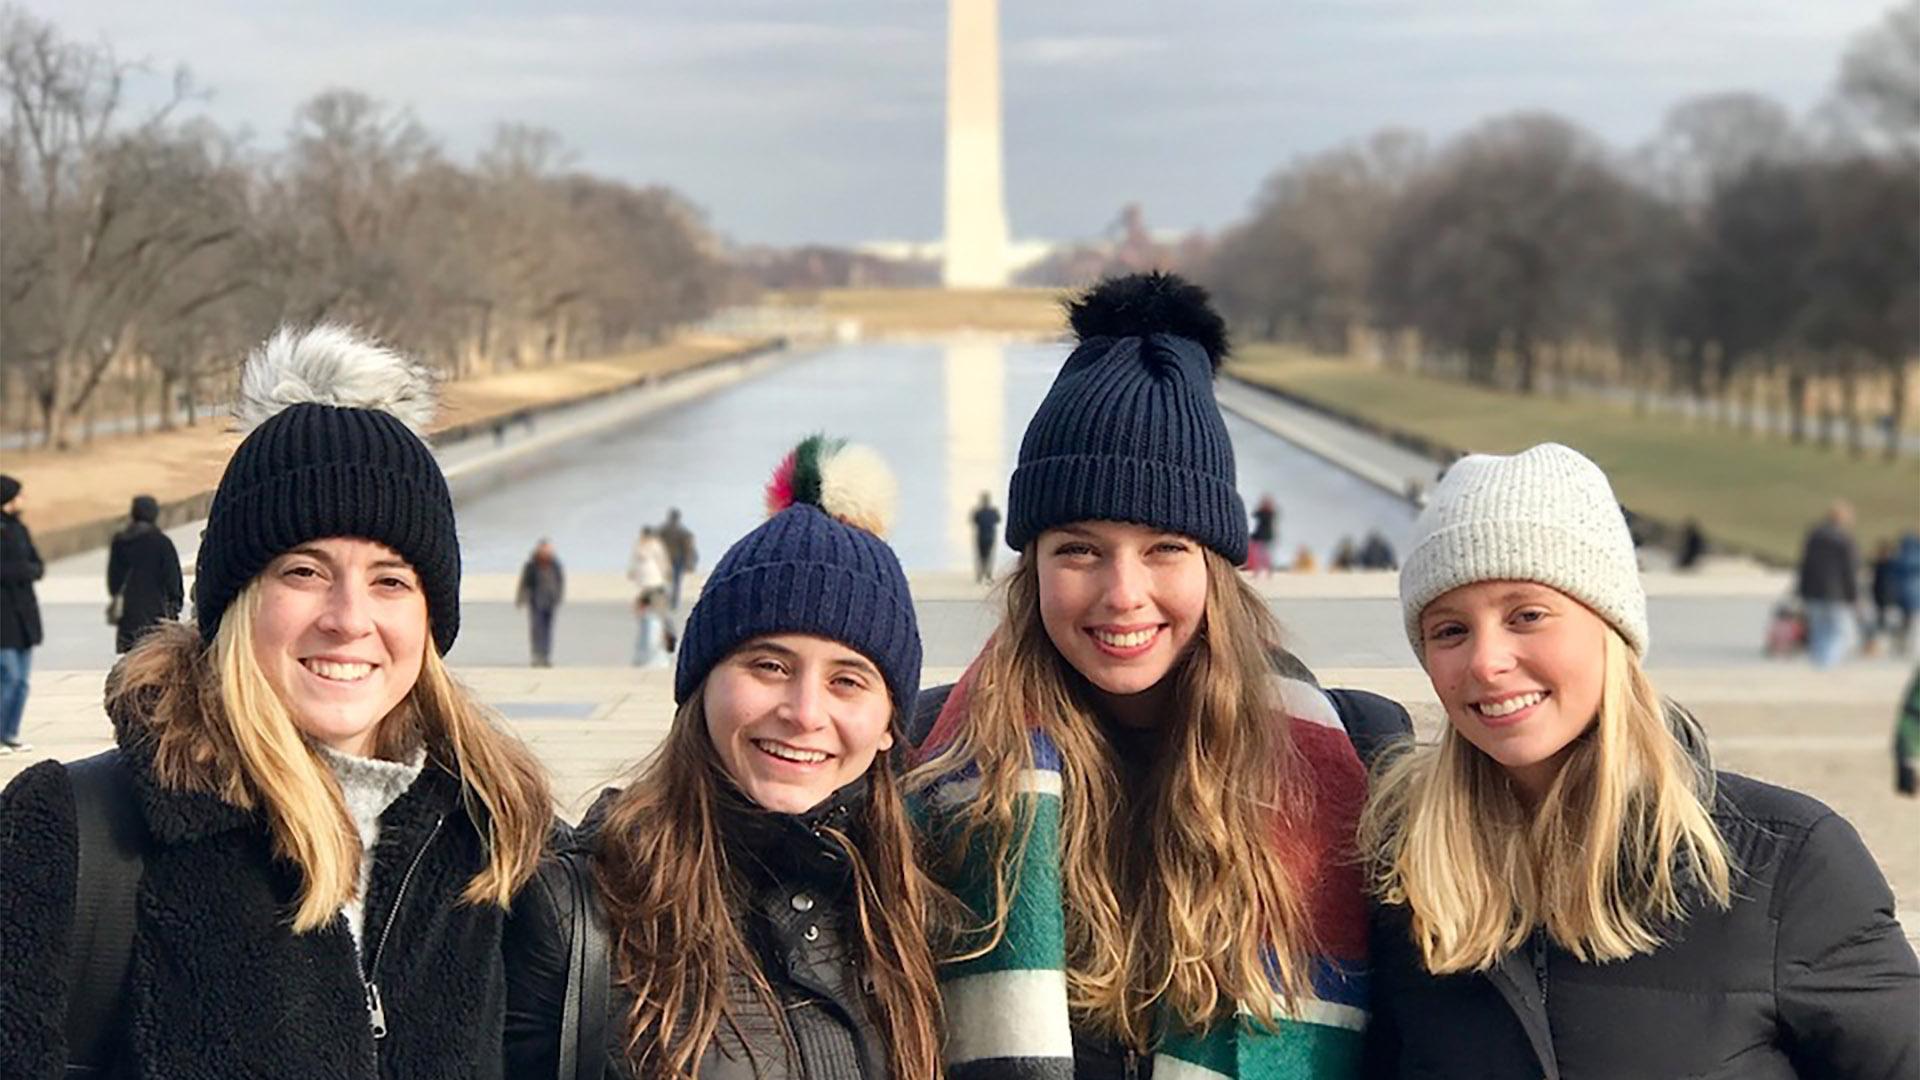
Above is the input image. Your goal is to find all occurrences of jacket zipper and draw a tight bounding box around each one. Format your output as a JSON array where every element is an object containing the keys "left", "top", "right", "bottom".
[
  {"left": 1530, "top": 927, "right": 1551, "bottom": 1010},
  {"left": 362, "top": 814, "right": 444, "bottom": 1041}
]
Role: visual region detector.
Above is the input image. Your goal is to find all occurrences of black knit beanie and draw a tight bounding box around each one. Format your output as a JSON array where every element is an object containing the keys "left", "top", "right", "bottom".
[
  {"left": 194, "top": 325, "right": 460, "bottom": 653},
  {"left": 1006, "top": 272, "right": 1247, "bottom": 562},
  {"left": 675, "top": 436, "right": 922, "bottom": 713}
]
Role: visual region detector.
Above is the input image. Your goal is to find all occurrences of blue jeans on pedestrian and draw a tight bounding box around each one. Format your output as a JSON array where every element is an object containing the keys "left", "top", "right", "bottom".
[
  {"left": 1804, "top": 600, "right": 1853, "bottom": 668},
  {"left": 529, "top": 607, "right": 557, "bottom": 667},
  {"left": 0, "top": 647, "right": 31, "bottom": 744}
]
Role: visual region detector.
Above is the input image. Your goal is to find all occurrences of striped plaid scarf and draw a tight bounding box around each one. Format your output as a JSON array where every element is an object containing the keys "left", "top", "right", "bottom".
[{"left": 911, "top": 665, "right": 1371, "bottom": 1080}]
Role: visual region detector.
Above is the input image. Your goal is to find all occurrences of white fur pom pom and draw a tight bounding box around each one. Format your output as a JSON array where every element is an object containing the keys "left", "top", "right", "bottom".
[
  {"left": 816, "top": 443, "right": 897, "bottom": 538},
  {"left": 234, "top": 324, "right": 437, "bottom": 434}
]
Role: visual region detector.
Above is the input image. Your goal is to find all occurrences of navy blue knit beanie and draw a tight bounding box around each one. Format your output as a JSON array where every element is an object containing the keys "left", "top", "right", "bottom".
[
  {"left": 195, "top": 325, "right": 461, "bottom": 654},
  {"left": 1006, "top": 272, "right": 1247, "bottom": 562},
  {"left": 675, "top": 436, "right": 922, "bottom": 713}
]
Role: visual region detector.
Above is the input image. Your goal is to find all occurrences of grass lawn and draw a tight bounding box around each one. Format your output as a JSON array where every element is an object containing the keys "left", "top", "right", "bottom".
[
  {"left": 764, "top": 287, "right": 1070, "bottom": 337},
  {"left": 1229, "top": 347, "right": 1920, "bottom": 565}
]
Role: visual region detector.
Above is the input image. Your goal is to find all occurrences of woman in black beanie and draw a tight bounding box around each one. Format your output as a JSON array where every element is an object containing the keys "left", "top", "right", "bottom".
[
  {"left": 0, "top": 325, "right": 554, "bottom": 1080},
  {"left": 503, "top": 436, "right": 949, "bottom": 1080},
  {"left": 906, "top": 273, "right": 1371, "bottom": 1079}
]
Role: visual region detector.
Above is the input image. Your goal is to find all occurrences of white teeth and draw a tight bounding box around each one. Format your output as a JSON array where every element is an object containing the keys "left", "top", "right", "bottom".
[
  {"left": 1092, "top": 628, "right": 1155, "bottom": 648},
  {"left": 304, "top": 659, "right": 372, "bottom": 682},
  {"left": 754, "top": 740, "right": 829, "bottom": 764},
  {"left": 1477, "top": 691, "right": 1545, "bottom": 718}
]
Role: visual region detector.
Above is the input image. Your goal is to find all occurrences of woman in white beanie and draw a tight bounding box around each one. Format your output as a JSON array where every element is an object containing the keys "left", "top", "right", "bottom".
[{"left": 1359, "top": 442, "right": 1917, "bottom": 1079}]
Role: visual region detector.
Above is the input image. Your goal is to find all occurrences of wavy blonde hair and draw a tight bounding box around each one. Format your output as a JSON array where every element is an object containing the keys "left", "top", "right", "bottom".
[
  {"left": 108, "top": 583, "right": 552, "bottom": 932},
  {"left": 592, "top": 686, "right": 949, "bottom": 1080},
  {"left": 908, "top": 548, "right": 1316, "bottom": 1048},
  {"left": 1360, "top": 629, "right": 1732, "bottom": 973}
]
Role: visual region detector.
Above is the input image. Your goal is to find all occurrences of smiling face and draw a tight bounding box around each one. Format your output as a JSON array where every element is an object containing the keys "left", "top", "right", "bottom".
[
  {"left": 1036, "top": 520, "right": 1209, "bottom": 704},
  {"left": 250, "top": 537, "right": 430, "bottom": 757},
  {"left": 703, "top": 634, "right": 896, "bottom": 814},
  {"left": 1418, "top": 580, "right": 1610, "bottom": 804}
]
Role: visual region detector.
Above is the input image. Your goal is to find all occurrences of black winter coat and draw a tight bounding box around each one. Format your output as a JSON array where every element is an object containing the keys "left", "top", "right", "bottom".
[
  {"left": 0, "top": 508, "right": 43, "bottom": 649},
  {"left": 504, "top": 782, "right": 891, "bottom": 1079},
  {"left": 0, "top": 639, "right": 514, "bottom": 1080},
  {"left": 1797, "top": 522, "right": 1861, "bottom": 604},
  {"left": 1364, "top": 771, "right": 1920, "bottom": 1079},
  {"left": 106, "top": 521, "right": 183, "bottom": 653}
]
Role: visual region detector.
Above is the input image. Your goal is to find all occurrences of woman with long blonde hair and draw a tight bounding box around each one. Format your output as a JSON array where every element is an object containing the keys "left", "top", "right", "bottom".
[
  {"left": 1361, "top": 442, "right": 1918, "bottom": 1078},
  {"left": 503, "top": 437, "right": 948, "bottom": 1079},
  {"left": 0, "top": 326, "right": 553, "bottom": 1080},
  {"left": 908, "top": 273, "right": 1372, "bottom": 1079}
]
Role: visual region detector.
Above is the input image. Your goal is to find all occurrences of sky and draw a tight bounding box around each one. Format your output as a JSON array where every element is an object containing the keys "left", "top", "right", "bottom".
[{"left": 36, "top": 0, "right": 1899, "bottom": 247}]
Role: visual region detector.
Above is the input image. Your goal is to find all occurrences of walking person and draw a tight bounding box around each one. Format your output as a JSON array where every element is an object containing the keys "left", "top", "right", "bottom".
[
  {"left": 1797, "top": 501, "right": 1862, "bottom": 668},
  {"left": 516, "top": 539, "right": 565, "bottom": 667},
  {"left": 106, "top": 494, "right": 185, "bottom": 654},
  {"left": 504, "top": 436, "right": 948, "bottom": 1079},
  {"left": 971, "top": 491, "right": 1001, "bottom": 583},
  {"left": 0, "top": 325, "right": 554, "bottom": 1079},
  {"left": 1360, "top": 442, "right": 1919, "bottom": 1079},
  {"left": 1249, "top": 493, "right": 1278, "bottom": 574},
  {"left": 658, "top": 508, "right": 699, "bottom": 609},
  {"left": 0, "top": 473, "right": 42, "bottom": 755},
  {"left": 627, "top": 525, "right": 669, "bottom": 596},
  {"left": 907, "top": 274, "right": 1372, "bottom": 1077}
]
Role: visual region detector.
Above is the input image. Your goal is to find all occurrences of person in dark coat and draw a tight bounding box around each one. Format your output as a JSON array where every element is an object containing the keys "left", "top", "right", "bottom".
[
  {"left": 106, "top": 494, "right": 184, "bottom": 653},
  {"left": 504, "top": 437, "right": 945, "bottom": 1079},
  {"left": 1362, "top": 444, "right": 1919, "bottom": 1080},
  {"left": 1797, "top": 501, "right": 1861, "bottom": 668},
  {"left": 1867, "top": 539, "right": 1908, "bottom": 656},
  {"left": 0, "top": 472, "right": 43, "bottom": 754},
  {"left": 0, "top": 325, "right": 554, "bottom": 1080},
  {"left": 970, "top": 490, "right": 1001, "bottom": 583},
  {"left": 658, "top": 508, "right": 699, "bottom": 609},
  {"left": 515, "top": 539, "right": 565, "bottom": 667}
]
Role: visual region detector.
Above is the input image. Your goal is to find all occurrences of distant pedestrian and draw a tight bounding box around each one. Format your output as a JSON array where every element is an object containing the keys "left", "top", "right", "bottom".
[
  {"left": 1894, "top": 528, "right": 1920, "bottom": 656},
  {"left": 1248, "top": 494, "right": 1278, "bottom": 574},
  {"left": 0, "top": 474, "right": 41, "bottom": 755},
  {"left": 1332, "top": 536, "right": 1358, "bottom": 571},
  {"left": 658, "top": 508, "right": 698, "bottom": 608},
  {"left": 1796, "top": 501, "right": 1860, "bottom": 668},
  {"left": 1291, "top": 544, "right": 1318, "bottom": 572},
  {"left": 1358, "top": 529, "right": 1399, "bottom": 570},
  {"left": 106, "top": 494, "right": 184, "bottom": 653},
  {"left": 1677, "top": 518, "right": 1708, "bottom": 570},
  {"left": 1897, "top": 663, "right": 1920, "bottom": 797},
  {"left": 631, "top": 587, "right": 672, "bottom": 668},
  {"left": 515, "top": 538, "right": 565, "bottom": 667},
  {"left": 971, "top": 491, "right": 1001, "bottom": 583},
  {"left": 627, "top": 524, "right": 669, "bottom": 595},
  {"left": 1867, "top": 539, "right": 1907, "bottom": 657}
]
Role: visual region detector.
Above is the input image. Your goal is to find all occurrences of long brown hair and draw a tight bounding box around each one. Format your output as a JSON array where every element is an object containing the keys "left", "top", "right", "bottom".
[
  {"left": 592, "top": 683, "right": 947, "bottom": 1080},
  {"left": 908, "top": 548, "right": 1317, "bottom": 1048},
  {"left": 107, "top": 589, "right": 552, "bottom": 931}
]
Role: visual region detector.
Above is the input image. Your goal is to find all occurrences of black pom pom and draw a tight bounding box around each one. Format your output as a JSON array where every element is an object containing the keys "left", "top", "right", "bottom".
[{"left": 1066, "top": 271, "right": 1229, "bottom": 369}]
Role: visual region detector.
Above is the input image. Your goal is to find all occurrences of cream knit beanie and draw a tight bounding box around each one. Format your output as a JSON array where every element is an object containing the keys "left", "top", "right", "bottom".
[{"left": 1399, "top": 443, "right": 1648, "bottom": 659}]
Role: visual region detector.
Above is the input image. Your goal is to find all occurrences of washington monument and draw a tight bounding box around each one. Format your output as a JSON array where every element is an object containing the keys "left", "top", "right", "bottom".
[{"left": 943, "top": 0, "right": 1010, "bottom": 287}]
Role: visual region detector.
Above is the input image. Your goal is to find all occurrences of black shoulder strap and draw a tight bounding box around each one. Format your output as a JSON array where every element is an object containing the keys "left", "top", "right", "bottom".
[
  {"left": 63, "top": 750, "right": 147, "bottom": 1076},
  {"left": 555, "top": 850, "right": 610, "bottom": 1080}
]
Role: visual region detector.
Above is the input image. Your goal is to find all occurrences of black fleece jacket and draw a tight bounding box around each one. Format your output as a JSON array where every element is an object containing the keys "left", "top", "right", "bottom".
[{"left": 0, "top": 653, "right": 514, "bottom": 1079}]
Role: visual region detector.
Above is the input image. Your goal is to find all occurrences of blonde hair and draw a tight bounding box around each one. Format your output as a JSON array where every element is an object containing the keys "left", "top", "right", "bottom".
[
  {"left": 110, "top": 582, "right": 552, "bottom": 932},
  {"left": 594, "top": 687, "right": 949, "bottom": 1080},
  {"left": 908, "top": 549, "right": 1316, "bottom": 1048},
  {"left": 1360, "top": 629, "right": 1732, "bottom": 973}
]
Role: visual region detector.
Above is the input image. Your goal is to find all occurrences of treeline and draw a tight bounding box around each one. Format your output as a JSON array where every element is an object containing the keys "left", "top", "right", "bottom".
[
  {"left": 0, "top": 7, "right": 729, "bottom": 449},
  {"left": 1200, "top": 2, "right": 1919, "bottom": 460}
]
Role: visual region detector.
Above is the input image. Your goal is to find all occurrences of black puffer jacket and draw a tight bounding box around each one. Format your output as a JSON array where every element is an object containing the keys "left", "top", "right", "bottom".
[
  {"left": 106, "top": 515, "right": 183, "bottom": 654},
  {"left": 0, "top": 507, "right": 42, "bottom": 649},
  {"left": 504, "top": 781, "right": 890, "bottom": 1079},
  {"left": 1364, "top": 771, "right": 1920, "bottom": 1079},
  {"left": 0, "top": 635, "right": 515, "bottom": 1080}
]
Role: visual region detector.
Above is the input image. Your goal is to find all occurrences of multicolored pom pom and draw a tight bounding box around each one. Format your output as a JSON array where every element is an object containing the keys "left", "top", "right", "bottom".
[{"left": 764, "top": 434, "right": 897, "bottom": 537}]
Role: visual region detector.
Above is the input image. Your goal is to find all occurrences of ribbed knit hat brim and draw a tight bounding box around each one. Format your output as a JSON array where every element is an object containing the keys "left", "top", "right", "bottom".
[{"left": 1008, "top": 453, "right": 1247, "bottom": 563}]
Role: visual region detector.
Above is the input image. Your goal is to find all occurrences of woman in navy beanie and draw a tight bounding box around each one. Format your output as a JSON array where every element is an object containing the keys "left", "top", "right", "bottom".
[
  {"left": 906, "top": 273, "right": 1371, "bottom": 1078},
  {"left": 504, "top": 436, "right": 948, "bottom": 1079},
  {"left": 0, "top": 325, "right": 554, "bottom": 1079}
]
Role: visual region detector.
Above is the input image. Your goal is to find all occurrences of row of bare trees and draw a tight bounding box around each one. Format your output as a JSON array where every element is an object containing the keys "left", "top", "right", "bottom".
[
  {"left": 0, "top": 7, "right": 728, "bottom": 449},
  {"left": 1200, "top": 2, "right": 1919, "bottom": 460}
]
